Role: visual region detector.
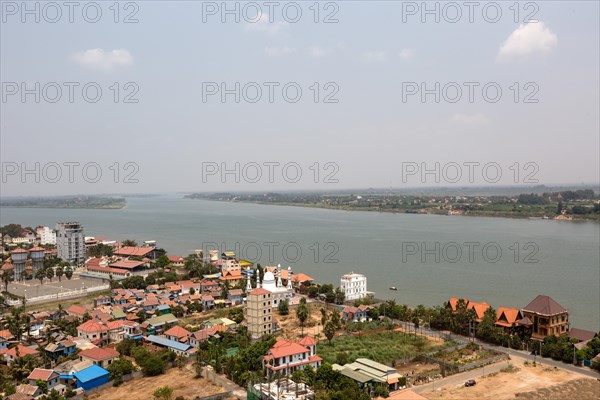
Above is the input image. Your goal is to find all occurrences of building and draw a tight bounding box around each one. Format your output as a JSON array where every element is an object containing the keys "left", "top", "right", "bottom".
[
  {"left": 56, "top": 222, "right": 85, "bottom": 266},
  {"left": 495, "top": 307, "right": 524, "bottom": 333},
  {"left": 333, "top": 358, "right": 403, "bottom": 393},
  {"left": 260, "top": 264, "right": 293, "bottom": 306},
  {"left": 78, "top": 347, "right": 119, "bottom": 368},
  {"left": 251, "top": 378, "right": 315, "bottom": 400},
  {"left": 73, "top": 364, "right": 110, "bottom": 391},
  {"left": 27, "top": 368, "right": 62, "bottom": 392},
  {"left": 246, "top": 288, "right": 272, "bottom": 340},
  {"left": 36, "top": 226, "right": 56, "bottom": 245},
  {"left": 4, "top": 345, "right": 40, "bottom": 365},
  {"left": 113, "top": 246, "right": 155, "bottom": 259},
  {"left": 29, "top": 246, "right": 45, "bottom": 276},
  {"left": 522, "top": 295, "right": 569, "bottom": 340},
  {"left": 145, "top": 335, "right": 196, "bottom": 357},
  {"left": 10, "top": 248, "right": 28, "bottom": 281},
  {"left": 263, "top": 337, "right": 322, "bottom": 376},
  {"left": 340, "top": 272, "right": 367, "bottom": 301}
]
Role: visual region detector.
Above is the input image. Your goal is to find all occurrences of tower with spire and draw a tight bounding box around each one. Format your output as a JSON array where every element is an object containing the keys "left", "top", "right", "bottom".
[
  {"left": 277, "top": 263, "right": 283, "bottom": 287},
  {"left": 246, "top": 267, "right": 252, "bottom": 292},
  {"left": 287, "top": 266, "right": 293, "bottom": 290}
]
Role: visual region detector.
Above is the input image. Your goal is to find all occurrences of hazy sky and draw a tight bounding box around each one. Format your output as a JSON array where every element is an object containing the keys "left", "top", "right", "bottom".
[{"left": 1, "top": 1, "right": 599, "bottom": 195}]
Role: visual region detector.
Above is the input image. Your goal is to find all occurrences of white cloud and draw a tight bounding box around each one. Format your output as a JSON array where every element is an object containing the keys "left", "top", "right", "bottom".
[
  {"left": 449, "top": 113, "right": 491, "bottom": 128},
  {"left": 497, "top": 22, "right": 557, "bottom": 61},
  {"left": 264, "top": 46, "right": 296, "bottom": 56},
  {"left": 245, "top": 13, "right": 287, "bottom": 34},
  {"left": 71, "top": 49, "right": 133, "bottom": 70},
  {"left": 399, "top": 48, "right": 415, "bottom": 60},
  {"left": 363, "top": 51, "right": 387, "bottom": 63},
  {"left": 308, "top": 46, "right": 330, "bottom": 57}
]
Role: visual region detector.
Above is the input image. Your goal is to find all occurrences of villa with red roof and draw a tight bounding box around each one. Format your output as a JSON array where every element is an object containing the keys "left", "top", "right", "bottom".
[
  {"left": 27, "top": 368, "right": 61, "bottom": 390},
  {"left": 263, "top": 336, "right": 322, "bottom": 375},
  {"left": 164, "top": 325, "right": 191, "bottom": 343},
  {"left": 77, "top": 320, "right": 109, "bottom": 344},
  {"left": 79, "top": 347, "right": 120, "bottom": 368},
  {"left": 4, "top": 345, "right": 40, "bottom": 365}
]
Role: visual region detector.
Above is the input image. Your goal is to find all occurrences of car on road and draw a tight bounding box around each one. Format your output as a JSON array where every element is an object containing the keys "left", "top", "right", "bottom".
[{"left": 465, "top": 379, "right": 477, "bottom": 387}]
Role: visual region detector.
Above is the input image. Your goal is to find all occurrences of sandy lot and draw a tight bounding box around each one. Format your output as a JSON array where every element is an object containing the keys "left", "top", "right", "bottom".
[
  {"left": 89, "top": 365, "right": 226, "bottom": 400},
  {"left": 276, "top": 303, "right": 331, "bottom": 340},
  {"left": 426, "top": 361, "right": 598, "bottom": 400}
]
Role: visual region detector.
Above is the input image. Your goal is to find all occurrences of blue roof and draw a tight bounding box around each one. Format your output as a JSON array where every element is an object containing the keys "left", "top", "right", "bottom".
[
  {"left": 74, "top": 365, "right": 109, "bottom": 383},
  {"left": 146, "top": 335, "right": 191, "bottom": 352}
]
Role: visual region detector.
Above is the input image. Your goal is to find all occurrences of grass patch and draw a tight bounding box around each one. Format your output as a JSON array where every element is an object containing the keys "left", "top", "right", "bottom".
[{"left": 318, "top": 330, "right": 448, "bottom": 365}]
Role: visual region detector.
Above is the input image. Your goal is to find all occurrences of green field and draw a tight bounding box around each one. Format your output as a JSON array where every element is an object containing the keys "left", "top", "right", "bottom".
[{"left": 318, "top": 330, "right": 450, "bottom": 365}]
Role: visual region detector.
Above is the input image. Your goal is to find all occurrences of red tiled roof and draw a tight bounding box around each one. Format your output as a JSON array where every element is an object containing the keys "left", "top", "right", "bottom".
[
  {"left": 523, "top": 295, "right": 567, "bottom": 316},
  {"left": 10, "top": 248, "right": 28, "bottom": 254},
  {"left": 164, "top": 325, "right": 191, "bottom": 339},
  {"left": 496, "top": 307, "right": 522, "bottom": 327},
  {"left": 167, "top": 256, "right": 184, "bottom": 262},
  {"left": 28, "top": 247, "right": 45, "bottom": 252},
  {"left": 568, "top": 328, "right": 596, "bottom": 342},
  {"left": 87, "top": 265, "right": 129, "bottom": 275},
  {"left": 27, "top": 368, "right": 57, "bottom": 381},
  {"left": 268, "top": 339, "right": 310, "bottom": 359},
  {"left": 109, "top": 260, "right": 145, "bottom": 270},
  {"left": 298, "top": 336, "right": 317, "bottom": 347},
  {"left": 6, "top": 345, "right": 39, "bottom": 358},
  {"left": 113, "top": 247, "right": 154, "bottom": 257},
  {"left": 68, "top": 305, "right": 87, "bottom": 316},
  {"left": 249, "top": 288, "right": 271, "bottom": 296},
  {"left": 77, "top": 320, "right": 108, "bottom": 333},
  {"left": 79, "top": 347, "right": 119, "bottom": 361}
]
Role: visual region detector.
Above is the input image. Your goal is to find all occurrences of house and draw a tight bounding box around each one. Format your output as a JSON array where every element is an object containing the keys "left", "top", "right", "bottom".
[
  {"left": 121, "top": 321, "right": 143, "bottom": 340},
  {"left": 446, "top": 297, "right": 470, "bottom": 312},
  {"left": 74, "top": 364, "right": 110, "bottom": 391},
  {"left": 176, "top": 280, "right": 200, "bottom": 294},
  {"left": 228, "top": 289, "right": 244, "bottom": 305},
  {"left": 219, "top": 269, "right": 243, "bottom": 286},
  {"left": 568, "top": 328, "right": 597, "bottom": 343},
  {"left": 522, "top": 295, "right": 569, "bottom": 340},
  {"left": 27, "top": 368, "right": 62, "bottom": 392},
  {"left": 333, "top": 358, "right": 403, "bottom": 393},
  {"left": 467, "top": 301, "right": 491, "bottom": 323},
  {"left": 495, "top": 307, "right": 524, "bottom": 333},
  {"left": 78, "top": 347, "right": 120, "bottom": 368},
  {"left": 145, "top": 335, "right": 196, "bottom": 357},
  {"left": 164, "top": 325, "right": 191, "bottom": 343},
  {"left": 94, "top": 295, "right": 112, "bottom": 308},
  {"left": 45, "top": 338, "right": 77, "bottom": 359},
  {"left": 13, "top": 384, "right": 42, "bottom": 399},
  {"left": 4, "top": 345, "right": 40, "bottom": 365},
  {"left": 189, "top": 330, "right": 215, "bottom": 347},
  {"left": 143, "top": 313, "right": 178, "bottom": 334},
  {"left": 263, "top": 337, "right": 322, "bottom": 376},
  {"left": 109, "top": 259, "right": 147, "bottom": 273},
  {"left": 200, "top": 279, "right": 219, "bottom": 292},
  {"left": 67, "top": 305, "right": 88, "bottom": 318},
  {"left": 201, "top": 295, "right": 215, "bottom": 309},
  {"left": 77, "top": 320, "right": 109, "bottom": 344},
  {"left": 341, "top": 305, "right": 371, "bottom": 322},
  {"left": 168, "top": 256, "right": 185, "bottom": 267}
]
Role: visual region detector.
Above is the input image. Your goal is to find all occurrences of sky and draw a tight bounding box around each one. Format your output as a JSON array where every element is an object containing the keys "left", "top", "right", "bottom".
[{"left": 1, "top": 0, "right": 599, "bottom": 195}]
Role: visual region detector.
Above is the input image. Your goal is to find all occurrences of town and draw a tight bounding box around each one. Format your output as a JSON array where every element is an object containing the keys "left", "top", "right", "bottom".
[{"left": 0, "top": 222, "right": 599, "bottom": 400}]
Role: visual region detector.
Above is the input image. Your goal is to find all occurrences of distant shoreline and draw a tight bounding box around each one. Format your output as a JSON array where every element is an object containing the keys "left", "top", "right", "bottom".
[{"left": 185, "top": 197, "right": 599, "bottom": 222}]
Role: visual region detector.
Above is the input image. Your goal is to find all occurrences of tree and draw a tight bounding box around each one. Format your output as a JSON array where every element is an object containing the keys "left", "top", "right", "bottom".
[
  {"left": 122, "top": 239, "right": 138, "bottom": 247},
  {"left": 64, "top": 267, "right": 73, "bottom": 280},
  {"left": 36, "top": 379, "right": 48, "bottom": 394},
  {"left": 476, "top": 307, "right": 499, "bottom": 343},
  {"left": 35, "top": 268, "right": 46, "bottom": 285},
  {"left": 45, "top": 267, "right": 55, "bottom": 282},
  {"left": 291, "top": 369, "right": 305, "bottom": 383},
  {"left": 2, "top": 269, "right": 12, "bottom": 292},
  {"left": 320, "top": 307, "right": 328, "bottom": 326},
  {"left": 55, "top": 267, "right": 64, "bottom": 282},
  {"left": 296, "top": 298, "right": 309, "bottom": 336},
  {"left": 107, "top": 358, "right": 136, "bottom": 384},
  {"left": 153, "top": 385, "right": 173, "bottom": 400},
  {"left": 324, "top": 321, "right": 336, "bottom": 344},
  {"left": 189, "top": 287, "right": 195, "bottom": 295},
  {"left": 278, "top": 299, "right": 289, "bottom": 315},
  {"left": 155, "top": 255, "right": 170, "bottom": 269}
]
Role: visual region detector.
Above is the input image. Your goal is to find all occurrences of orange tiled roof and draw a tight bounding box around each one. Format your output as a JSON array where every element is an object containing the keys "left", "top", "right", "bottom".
[{"left": 79, "top": 347, "right": 119, "bottom": 361}]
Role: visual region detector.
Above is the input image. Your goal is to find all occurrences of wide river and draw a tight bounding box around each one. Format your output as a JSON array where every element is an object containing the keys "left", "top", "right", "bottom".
[{"left": 1, "top": 194, "right": 598, "bottom": 331}]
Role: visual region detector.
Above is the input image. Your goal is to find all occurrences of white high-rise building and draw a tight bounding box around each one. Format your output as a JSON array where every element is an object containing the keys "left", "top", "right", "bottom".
[
  {"left": 340, "top": 272, "right": 368, "bottom": 301},
  {"left": 37, "top": 226, "right": 57, "bottom": 245},
  {"left": 56, "top": 222, "right": 85, "bottom": 266}
]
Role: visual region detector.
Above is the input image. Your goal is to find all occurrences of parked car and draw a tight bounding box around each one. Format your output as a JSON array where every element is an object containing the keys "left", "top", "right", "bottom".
[{"left": 465, "top": 379, "right": 477, "bottom": 387}]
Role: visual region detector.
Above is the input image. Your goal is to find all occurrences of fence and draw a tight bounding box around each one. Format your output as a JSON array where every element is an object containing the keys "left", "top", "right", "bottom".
[{"left": 6, "top": 284, "right": 110, "bottom": 306}]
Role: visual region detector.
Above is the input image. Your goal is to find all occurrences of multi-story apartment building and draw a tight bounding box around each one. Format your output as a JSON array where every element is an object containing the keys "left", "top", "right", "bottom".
[
  {"left": 246, "top": 288, "right": 272, "bottom": 341},
  {"left": 56, "top": 222, "right": 85, "bottom": 266},
  {"left": 36, "top": 226, "right": 57, "bottom": 245},
  {"left": 340, "top": 272, "right": 368, "bottom": 301},
  {"left": 263, "top": 336, "right": 322, "bottom": 376}
]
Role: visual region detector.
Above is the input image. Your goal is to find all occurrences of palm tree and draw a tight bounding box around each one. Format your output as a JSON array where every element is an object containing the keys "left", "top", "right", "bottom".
[
  {"left": 2, "top": 269, "right": 12, "bottom": 293},
  {"left": 296, "top": 298, "right": 309, "bottom": 336}
]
